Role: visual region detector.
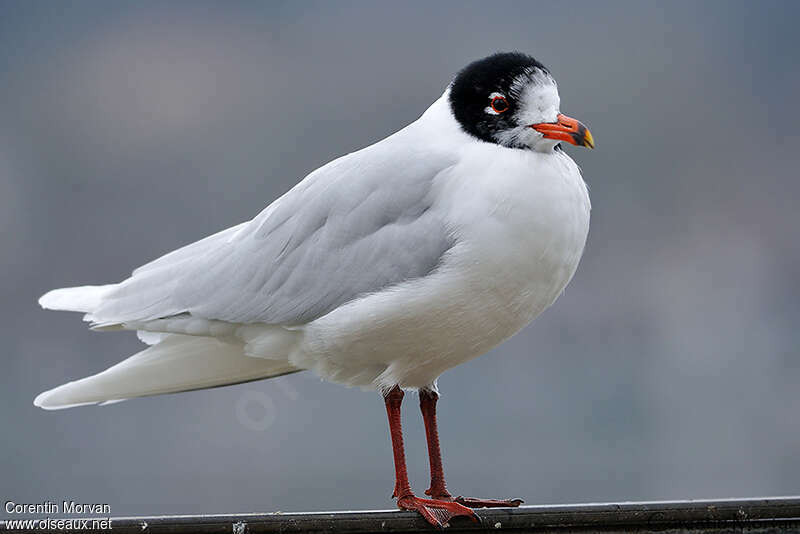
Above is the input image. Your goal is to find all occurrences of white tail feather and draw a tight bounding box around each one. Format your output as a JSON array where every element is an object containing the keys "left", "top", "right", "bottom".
[
  {"left": 34, "top": 334, "right": 299, "bottom": 410},
  {"left": 39, "top": 285, "right": 116, "bottom": 313}
]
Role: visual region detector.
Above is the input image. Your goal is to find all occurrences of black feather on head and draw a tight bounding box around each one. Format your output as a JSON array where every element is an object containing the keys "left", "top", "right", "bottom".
[{"left": 449, "top": 52, "right": 551, "bottom": 147}]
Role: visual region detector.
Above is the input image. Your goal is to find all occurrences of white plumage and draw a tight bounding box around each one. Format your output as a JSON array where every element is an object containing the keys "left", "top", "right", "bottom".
[
  {"left": 36, "top": 66, "right": 590, "bottom": 409},
  {"left": 34, "top": 335, "right": 298, "bottom": 410}
]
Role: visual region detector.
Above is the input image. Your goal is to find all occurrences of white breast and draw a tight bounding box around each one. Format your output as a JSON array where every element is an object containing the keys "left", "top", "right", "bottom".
[
  {"left": 295, "top": 143, "right": 590, "bottom": 392},
  {"left": 447, "top": 145, "right": 590, "bottom": 326}
]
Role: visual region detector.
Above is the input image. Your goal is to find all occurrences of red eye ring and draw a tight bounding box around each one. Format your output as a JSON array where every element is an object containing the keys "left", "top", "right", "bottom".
[{"left": 491, "top": 95, "right": 509, "bottom": 113}]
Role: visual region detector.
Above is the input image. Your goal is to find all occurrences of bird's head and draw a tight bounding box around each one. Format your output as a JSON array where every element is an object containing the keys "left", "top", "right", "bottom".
[{"left": 449, "top": 52, "right": 594, "bottom": 152}]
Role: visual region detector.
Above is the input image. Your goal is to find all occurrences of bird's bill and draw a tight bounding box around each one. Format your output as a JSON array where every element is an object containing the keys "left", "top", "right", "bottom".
[{"left": 531, "top": 113, "right": 595, "bottom": 149}]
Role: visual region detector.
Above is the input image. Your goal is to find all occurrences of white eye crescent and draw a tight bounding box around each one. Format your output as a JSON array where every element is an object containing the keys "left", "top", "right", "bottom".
[{"left": 484, "top": 92, "right": 509, "bottom": 115}]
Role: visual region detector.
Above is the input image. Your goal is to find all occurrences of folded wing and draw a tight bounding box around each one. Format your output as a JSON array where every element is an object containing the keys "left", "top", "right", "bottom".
[{"left": 44, "top": 144, "right": 456, "bottom": 329}]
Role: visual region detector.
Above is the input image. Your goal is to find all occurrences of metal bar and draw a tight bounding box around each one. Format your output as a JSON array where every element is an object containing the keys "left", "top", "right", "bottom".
[{"left": 3, "top": 497, "right": 800, "bottom": 533}]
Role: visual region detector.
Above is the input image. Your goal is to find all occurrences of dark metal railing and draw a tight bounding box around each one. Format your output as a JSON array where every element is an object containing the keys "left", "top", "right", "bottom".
[{"left": 3, "top": 497, "right": 800, "bottom": 533}]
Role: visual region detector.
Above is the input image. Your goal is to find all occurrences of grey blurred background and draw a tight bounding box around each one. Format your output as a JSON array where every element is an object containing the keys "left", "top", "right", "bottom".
[{"left": 1, "top": 0, "right": 799, "bottom": 518}]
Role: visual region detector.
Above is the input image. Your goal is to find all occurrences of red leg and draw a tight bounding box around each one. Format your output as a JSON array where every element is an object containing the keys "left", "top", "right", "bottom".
[
  {"left": 385, "top": 386, "right": 413, "bottom": 500},
  {"left": 419, "top": 388, "right": 524, "bottom": 509},
  {"left": 384, "top": 386, "right": 477, "bottom": 527},
  {"left": 419, "top": 389, "right": 452, "bottom": 500}
]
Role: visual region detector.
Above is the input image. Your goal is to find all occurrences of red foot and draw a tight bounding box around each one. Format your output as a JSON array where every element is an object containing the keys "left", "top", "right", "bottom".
[
  {"left": 398, "top": 495, "right": 478, "bottom": 528},
  {"left": 454, "top": 496, "right": 524, "bottom": 508}
]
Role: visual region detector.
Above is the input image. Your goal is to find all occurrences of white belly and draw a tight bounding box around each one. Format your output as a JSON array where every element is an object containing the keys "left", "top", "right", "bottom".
[{"left": 294, "top": 148, "right": 590, "bottom": 391}]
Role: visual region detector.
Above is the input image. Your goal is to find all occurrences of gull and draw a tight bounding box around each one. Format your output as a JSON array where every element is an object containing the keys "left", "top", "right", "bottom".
[{"left": 37, "top": 52, "right": 594, "bottom": 527}]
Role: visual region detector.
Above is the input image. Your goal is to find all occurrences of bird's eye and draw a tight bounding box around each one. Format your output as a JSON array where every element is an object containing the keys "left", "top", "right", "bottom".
[{"left": 490, "top": 96, "right": 509, "bottom": 113}]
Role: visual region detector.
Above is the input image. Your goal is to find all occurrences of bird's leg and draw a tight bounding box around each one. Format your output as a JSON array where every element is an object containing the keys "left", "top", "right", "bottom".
[
  {"left": 385, "top": 386, "right": 413, "bottom": 501},
  {"left": 419, "top": 389, "right": 452, "bottom": 500},
  {"left": 418, "top": 388, "right": 524, "bottom": 510},
  {"left": 383, "top": 386, "right": 477, "bottom": 528}
]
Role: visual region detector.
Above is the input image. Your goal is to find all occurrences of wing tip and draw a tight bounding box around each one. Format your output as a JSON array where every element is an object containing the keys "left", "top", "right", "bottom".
[
  {"left": 38, "top": 289, "right": 65, "bottom": 310},
  {"left": 38, "top": 284, "right": 114, "bottom": 313},
  {"left": 34, "top": 380, "right": 128, "bottom": 410},
  {"left": 34, "top": 386, "right": 98, "bottom": 410}
]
